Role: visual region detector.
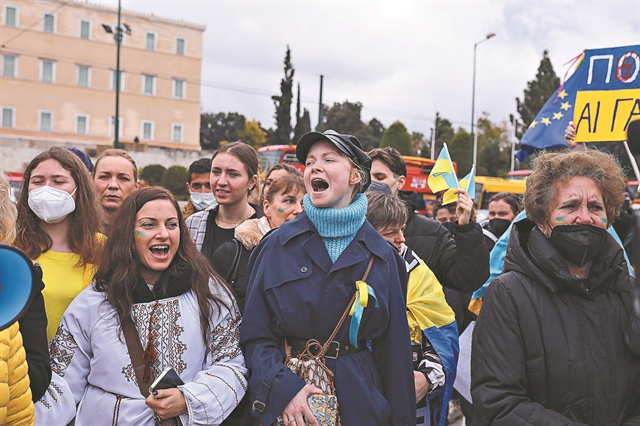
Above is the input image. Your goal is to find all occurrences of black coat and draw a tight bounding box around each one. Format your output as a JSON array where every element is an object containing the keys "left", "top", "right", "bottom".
[
  {"left": 472, "top": 219, "right": 640, "bottom": 426},
  {"left": 22, "top": 264, "right": 52, "bottom": 401},
  {"left": 400, "top": 191, "right": 489, "bottom": 294}
]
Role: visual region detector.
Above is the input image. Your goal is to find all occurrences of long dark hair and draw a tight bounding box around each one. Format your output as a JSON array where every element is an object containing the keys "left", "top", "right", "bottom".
[
  {"left": 94, "top": 187, "right": 231, "bottom": 343},
  {"left": 16, "top": 147, "right": 103, "bottom": 264}
]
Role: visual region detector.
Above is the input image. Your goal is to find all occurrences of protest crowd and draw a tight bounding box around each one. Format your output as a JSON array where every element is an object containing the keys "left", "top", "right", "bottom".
[{"left": 1, "top": 122, "right": 640, "bottom": 426}]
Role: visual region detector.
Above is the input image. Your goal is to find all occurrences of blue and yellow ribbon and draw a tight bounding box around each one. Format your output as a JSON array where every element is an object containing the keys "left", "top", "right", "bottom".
[{"left": 349, "top": 280, "right": 378, "bottom": 347}]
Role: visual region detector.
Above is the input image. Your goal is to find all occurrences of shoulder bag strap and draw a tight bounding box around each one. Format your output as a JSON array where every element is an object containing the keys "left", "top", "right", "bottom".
[
  {"left": 324, "top": 255, "right": 375, "bottom": 350},
  {"left": 122, "top": 316, "right": 152, "bottom": 398}
]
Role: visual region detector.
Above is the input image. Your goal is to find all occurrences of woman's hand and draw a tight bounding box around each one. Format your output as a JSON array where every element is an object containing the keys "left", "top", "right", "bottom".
[
  {"left": 455, "top": 189, "right": 473, "bottom": 225},
  {"left": 414, "top": 371, "right": 430, "bottom": 403},
  {"left": 282, "top": 384, "right": 323, "bottom": 426},
  {"left": 145, "top": 388, "right": 188, "bottom": 420},
  {"left": 564, "top": 121, "right": 577, "bottom": 146}
]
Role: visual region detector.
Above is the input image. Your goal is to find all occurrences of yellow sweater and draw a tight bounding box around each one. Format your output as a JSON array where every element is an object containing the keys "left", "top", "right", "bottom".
[
  {"left": 0, "top": 322, "right": 34, "bottom": 426},
  {"left": 37, "top": 250, "right": 97, "bottom": 341}
]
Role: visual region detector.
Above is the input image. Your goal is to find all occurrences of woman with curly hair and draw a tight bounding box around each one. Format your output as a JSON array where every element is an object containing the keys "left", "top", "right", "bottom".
[
  {"left": 36, "top": 187, "right": 247, "bottom": 425},
  {"left": 472, "top": 149, "right": 640, "bottom": 425},
  {"left": 15, "top": 147, "right": 103, "bottom": 340}
]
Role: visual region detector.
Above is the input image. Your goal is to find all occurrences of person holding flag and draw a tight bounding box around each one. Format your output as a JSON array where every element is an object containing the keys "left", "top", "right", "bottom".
[{"left": 368, "top": 147, "right": 489, "bottom": 296}]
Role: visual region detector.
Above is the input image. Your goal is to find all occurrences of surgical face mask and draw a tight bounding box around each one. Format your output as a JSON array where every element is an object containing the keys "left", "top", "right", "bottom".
[
  {"left": 190, "top": 191, "right": 217, "bottom": 211},
  {"left": 28, "top": 186, "right": 77, "bottom": 224},
  {"left": 549, "top": 224, "right": 608, "bottom": 268},
  {"left": 489, "top": 218, "right": 512, "bottom": 239}
]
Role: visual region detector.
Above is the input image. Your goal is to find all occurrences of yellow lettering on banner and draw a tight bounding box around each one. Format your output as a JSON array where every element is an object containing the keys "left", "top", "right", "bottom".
[{"left": 574, "top": 89, "right": 640, "bottom": 142}]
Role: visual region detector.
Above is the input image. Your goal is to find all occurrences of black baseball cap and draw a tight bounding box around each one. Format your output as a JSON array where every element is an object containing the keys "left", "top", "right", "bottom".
[{"left": 296, "top": 129, "right": 372, "bottom": 191}]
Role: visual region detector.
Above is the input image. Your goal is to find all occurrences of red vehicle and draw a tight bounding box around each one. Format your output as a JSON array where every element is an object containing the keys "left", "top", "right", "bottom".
[{"left": 257, "top": 146, "right": 448, "bottom": 215}]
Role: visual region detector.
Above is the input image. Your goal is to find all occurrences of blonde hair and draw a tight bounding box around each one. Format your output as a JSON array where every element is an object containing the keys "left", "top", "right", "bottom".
[{"left": 0, "top": 172, "right": 17, "bottom": 244}]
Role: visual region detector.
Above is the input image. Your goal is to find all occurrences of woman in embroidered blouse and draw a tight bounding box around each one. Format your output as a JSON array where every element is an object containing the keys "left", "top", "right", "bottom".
[
  {"left": 36, "top": 187, "right": 247, "bottom": 425},
  {"left": 241, "top": 130, "right": 415, "bottom": 426}
]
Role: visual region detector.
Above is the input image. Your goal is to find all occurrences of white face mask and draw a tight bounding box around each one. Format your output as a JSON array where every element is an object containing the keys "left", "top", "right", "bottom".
[
  {"left": 190, "top": 191, "right": 217, "bottom": 211},
  {"left": 28, "top": 186, "right": 77, "bottom": 224}
]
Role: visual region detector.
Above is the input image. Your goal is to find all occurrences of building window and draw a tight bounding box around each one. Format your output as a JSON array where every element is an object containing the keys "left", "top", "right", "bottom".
[
  {"left": 109, "top": 116, "right": 123, "bottom": 138},
  {"left": 145, "top": 31, "right": 156, "bottom": 50},
  {"left": 39, "top": 111, "right": 52, "bottom": 132},
  {"left": 176, "top": 37, "right": 185, "bottom": 55},
  {"left": 141, "top": 121, "right": 154, "bottom": 140},
  {"left": 41, "top": 60, "right": 55, "bottom": 82},
  {"left": 172, "top": 124, "right": 183, "bottom": 143},
  {"left": 77, "top": 66, "right": 90, "bottom": 87},
  {"left": 173, "top": 79, "right": 185, "bottom": 99},
  {"left": 4, "top": 5, "right": 17, "bottom": 26},
  {"left": 43, "top": 13, "right": 55, "bottom": 33},
  {"left": 79, "top": 19, "right": 90, "bottom": 39},
  {"left": 2, "top": 55, "right": 16, "bottom": 78},
  {"left": 2, "top": 108, "right": 15, "bottom": 128},
  {"left": 110, "top": 70, "right": 124, "bottom": 91},
  {"left": 143, "top": 75, "right": 155, "bottom": 95},
  {"left": 76, "top": 114, "right": 89, "bottom": 135}
]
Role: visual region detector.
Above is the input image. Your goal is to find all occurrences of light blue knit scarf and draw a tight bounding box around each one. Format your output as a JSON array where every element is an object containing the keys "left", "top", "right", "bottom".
[{"left": 304, "top": 193, "right": 368, "bottom": 263}]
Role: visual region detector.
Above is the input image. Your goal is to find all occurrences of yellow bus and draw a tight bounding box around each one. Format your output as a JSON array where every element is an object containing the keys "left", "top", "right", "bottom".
[{"left": 474, "top": 176, "right": 527, "bottom": 210}]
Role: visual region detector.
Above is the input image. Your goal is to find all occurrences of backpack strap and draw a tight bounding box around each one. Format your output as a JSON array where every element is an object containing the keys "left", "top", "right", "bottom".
[{"left": 226, "top": 239, "right": 243, "bottom": 286}]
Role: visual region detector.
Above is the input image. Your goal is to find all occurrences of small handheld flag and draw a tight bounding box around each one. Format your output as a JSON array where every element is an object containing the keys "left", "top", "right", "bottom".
[
  {"left": 442, "top": 165, "right": 475, "bottom": 205},
  {"left": 428, "top": 144, "right": 459, "bottom": 194}
]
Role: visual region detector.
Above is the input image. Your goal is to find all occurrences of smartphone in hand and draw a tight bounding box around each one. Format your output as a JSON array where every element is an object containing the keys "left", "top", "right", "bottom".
[{"left": 149, "top": 367, "right": 184, "bottom": 395}]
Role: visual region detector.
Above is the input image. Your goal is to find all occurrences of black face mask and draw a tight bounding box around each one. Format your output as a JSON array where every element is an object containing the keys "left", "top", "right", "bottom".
[
  {"left": 549, "top": 224, "right": 608, "bottom": 268},
  {"left": 489, "top": 218, "right": 511, "bottom": 238},
  {"left": 441, "top": 221, "right": 456, "bottom": 235}
]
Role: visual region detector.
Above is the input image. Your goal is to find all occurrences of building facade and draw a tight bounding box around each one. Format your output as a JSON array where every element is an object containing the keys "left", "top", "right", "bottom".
[{"left": 0, "top": 0, "right": 205, "bottom": 171}]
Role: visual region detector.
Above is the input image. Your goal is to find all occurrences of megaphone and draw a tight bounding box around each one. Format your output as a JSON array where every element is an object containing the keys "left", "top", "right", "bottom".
[{"left": 0, "top": 244, "right": 36, "bottom": 331}]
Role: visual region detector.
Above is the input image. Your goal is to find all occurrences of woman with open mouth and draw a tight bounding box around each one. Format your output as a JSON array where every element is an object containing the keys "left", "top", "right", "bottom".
[
  {"left": 241, "top": 130, "right": 415, "bottom": 426},
  {"left": 36, "top": 187, "right": 247, "bottom": 425}
]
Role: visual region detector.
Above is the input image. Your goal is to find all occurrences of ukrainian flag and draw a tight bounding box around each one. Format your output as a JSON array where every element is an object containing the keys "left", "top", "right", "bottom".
[
  {"left": 443, "top": 165, "right": 475, "bottom": 205},
  {"left": 428, "top": 144, "right": 459, "bottom": 193}
]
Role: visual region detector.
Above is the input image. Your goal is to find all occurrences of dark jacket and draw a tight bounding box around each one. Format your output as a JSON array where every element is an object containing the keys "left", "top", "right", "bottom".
[
  {"left": 212, "top": 217, "right": 269, "bottom": 313},
  {"left": 472, "top": 219, "right": 640, "bottom": 426},
  {"left": 240, "top": 211, "right": 416, "bottom": 426},
  {"left": 22, "top": 264, "right": 52, "bottom": 401},
  {"left": 400, "top": 191, "right": 489, "bottom": 294}
]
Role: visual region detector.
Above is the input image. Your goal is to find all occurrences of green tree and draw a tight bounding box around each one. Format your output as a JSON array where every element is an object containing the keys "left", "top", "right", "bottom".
[
  {"left": 239, "top": 120, "right": 267, "bottom": 150},
  {"left": 448, "top": 128, "right": 471, "bottom": 177},
  {"left": 293, "top": 83, "right": 311, "bottom": 143},
  {"left": 139, "top": 164, "right": 166, "bottom": 186},
  {"left": 380, "top": 121, "right": 413, "bottom": 155},
  {"left": 200, "top": 112, "right": 246, "bottom": 150},
  {"left": 271, "top": 46, "right": 294, "bottom": 145},
  {"left": 477, "top": 113, "right": 511, "bottom": 177},
  {"left": 515, "top": 50, "right": 560, "bottom": 139},
  {"left": 161, "top": 165, "right": 189, "bottom": 200},
  {"left": 322, "top": 101, "right": 385, "bottom": 152}
]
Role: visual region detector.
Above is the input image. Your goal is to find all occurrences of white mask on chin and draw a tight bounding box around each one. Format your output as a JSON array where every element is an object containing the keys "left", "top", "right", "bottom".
[
  {"left": 190, "top": 191, "right": 217, "bottom": 211},
  {"left": 28, "top": 186, "right": 77, "bottom": 224}
]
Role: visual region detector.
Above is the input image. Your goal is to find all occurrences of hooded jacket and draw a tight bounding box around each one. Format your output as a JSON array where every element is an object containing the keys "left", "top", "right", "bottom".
[{"left": 471, "top": 219, "right": 640, "bottom": 426}]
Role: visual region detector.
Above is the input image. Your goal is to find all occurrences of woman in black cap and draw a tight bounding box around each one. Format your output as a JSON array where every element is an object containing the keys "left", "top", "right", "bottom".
[{"left": 240, "top": 130, "right": 415, "bottom": 426}]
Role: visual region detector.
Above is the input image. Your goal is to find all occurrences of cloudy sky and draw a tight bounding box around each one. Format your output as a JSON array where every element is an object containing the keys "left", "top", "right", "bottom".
[{"left": 111, "top": 0, "right": 638, "bottom": 140}]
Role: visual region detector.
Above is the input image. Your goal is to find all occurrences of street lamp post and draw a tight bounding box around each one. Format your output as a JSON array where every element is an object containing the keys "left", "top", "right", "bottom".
[
  {"left": 470, "top": 32, "right": 496, "bottom": 168},
  {"left": 102, "top": 0, "right": 129, "bottom": 149},
  {"left": 114, "top": 0, "right": 122, "bottom": 149}
]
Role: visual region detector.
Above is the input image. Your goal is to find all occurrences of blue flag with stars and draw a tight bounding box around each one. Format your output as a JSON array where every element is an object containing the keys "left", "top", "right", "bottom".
[
  {"left": 516, "top": 44, "right": 640, "bottom": 162},
  {"left": 515, "top": 60, "right": 580, "bottom": 162}
]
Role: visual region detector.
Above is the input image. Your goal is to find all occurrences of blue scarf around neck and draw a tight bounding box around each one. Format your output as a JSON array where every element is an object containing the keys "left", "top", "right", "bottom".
[{"left": 303, "top": 193, "right": 368, "bottom": 263}]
